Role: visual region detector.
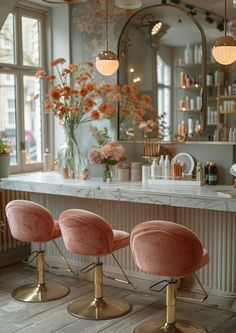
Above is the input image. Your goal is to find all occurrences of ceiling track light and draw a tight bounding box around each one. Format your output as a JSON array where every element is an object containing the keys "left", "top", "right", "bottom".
[
  {"left": 205, "top": 12, "right": 214, "bottom": 24},
  {"left": 95, "top": 0, "right": 119, "bottom": 76},
  {"left": 212, "top": 0, "right": 236, "bottom": 65},
  {"left": 217, "top": 20, "right": 224, "bottom": 32}
]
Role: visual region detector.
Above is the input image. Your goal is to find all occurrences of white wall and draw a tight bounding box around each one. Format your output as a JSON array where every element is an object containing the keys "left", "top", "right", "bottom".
[{"left": 0, "top": 0, "right": 17, "bottom": 29}]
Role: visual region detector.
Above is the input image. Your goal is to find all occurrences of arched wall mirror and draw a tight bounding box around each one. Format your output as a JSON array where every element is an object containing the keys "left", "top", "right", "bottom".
[{"left": 117, "top": 3, "right": 207, "bottom": 142}]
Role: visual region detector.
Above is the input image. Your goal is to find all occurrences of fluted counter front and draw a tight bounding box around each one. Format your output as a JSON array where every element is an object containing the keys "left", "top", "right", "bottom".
[{"left": 1, "top": 172, "right": 236, "bottom": 309}]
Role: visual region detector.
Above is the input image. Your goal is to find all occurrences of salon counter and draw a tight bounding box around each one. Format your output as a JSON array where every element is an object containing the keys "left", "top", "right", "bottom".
[
  {"left": 1, "top": 172, "right": 236, "bottom": 310},
  {"left": 0, "top": 171, "right": 235, "bottom": 212}
]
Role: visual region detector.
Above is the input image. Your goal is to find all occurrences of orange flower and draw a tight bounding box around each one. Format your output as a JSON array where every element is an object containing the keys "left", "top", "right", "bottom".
[
  {"left": 63, "top": 86, "right": 72, "bottom": 98},
  {"left": 35, "top": 70, "right": 46, "bottom": 78},
  {"left": 45, "top": 75, "right": 56, "bottom": 81},
  {"left": 84, "top": 98, "right": 96, "bottom": 109},
  {"left": 122, "top": 85, "right": 132, "bottom": 94},
  {"left": 67, "top": 64, "right": 78, "bottom": 72},
  {"left": 44, "top": 99, "right": 52, "bottom": 112},
  {"left": 91, "top": 111, "right": 100, "bottom": 120},
  {"left": 142, "top": 95, "right": 152, "bottom": 104},
  {"left": 49, "top": 86, "right": 61, "bottom": 101},
  {"left": 80, "top": 87, "right": 88, "bottom": 96},
  {"left": 49, "top": 58, "right": 66, "bottom": 66},
  {"left": 85, "top": 61, "right": 94, "bottom": 68}
]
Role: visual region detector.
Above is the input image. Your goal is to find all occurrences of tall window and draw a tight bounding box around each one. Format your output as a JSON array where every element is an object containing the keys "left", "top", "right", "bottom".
[
  {"left": 156, "top": 54, "right": 171, "bottom": 141},
  {"left": 0, "top": 5, "right": 48, "bottom": 171}
]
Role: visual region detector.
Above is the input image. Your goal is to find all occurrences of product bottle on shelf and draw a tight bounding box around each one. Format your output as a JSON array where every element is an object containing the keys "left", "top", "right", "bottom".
[
  {"left": 164, "top": 155, "right": 170, "bottom": 180},
  {"left": 184, "top": 44, "right": 193, "bottom": 64}
]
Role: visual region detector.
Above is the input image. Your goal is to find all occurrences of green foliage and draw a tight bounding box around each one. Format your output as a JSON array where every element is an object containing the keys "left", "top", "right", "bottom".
[{"left": 0, "top": 138, "right": 11, "bottom": 154}]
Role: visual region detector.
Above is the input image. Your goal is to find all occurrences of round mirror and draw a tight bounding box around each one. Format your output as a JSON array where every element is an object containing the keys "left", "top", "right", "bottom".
[{"left": 118, "top": 4, "right": 207, "bottom": 142}]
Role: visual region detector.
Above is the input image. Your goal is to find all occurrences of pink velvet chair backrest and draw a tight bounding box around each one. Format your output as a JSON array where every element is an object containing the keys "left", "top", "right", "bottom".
[
  {"left": 130, "top": 220, "right": 204, "bottom": 278},
  {"left": 6, "top": 200, "right": 56, "bottom": 242},
  {"left": 59, "top": 209, "right": 114, "bottom": 256}
]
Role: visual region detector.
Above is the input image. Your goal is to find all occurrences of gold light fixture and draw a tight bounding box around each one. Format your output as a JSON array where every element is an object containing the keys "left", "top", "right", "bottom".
[
  {"left": 212, "top": 0, "right": 236, "bottom": 65},
  {"left": 95, "top": 0, "right": 119, "bottom": 76},
  {"left": 42, "top": 0, "right": 86, "bottom": 4}
]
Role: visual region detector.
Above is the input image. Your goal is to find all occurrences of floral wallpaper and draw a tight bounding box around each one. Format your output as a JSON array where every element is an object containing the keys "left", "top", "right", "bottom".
[{"left": 71, "top": 0, "right": 133, "bottom": 80}]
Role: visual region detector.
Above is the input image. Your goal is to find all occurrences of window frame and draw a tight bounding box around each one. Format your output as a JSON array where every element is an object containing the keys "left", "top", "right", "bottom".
[{"left": 0, "top": 2, "right": 52, "bottom": 174}]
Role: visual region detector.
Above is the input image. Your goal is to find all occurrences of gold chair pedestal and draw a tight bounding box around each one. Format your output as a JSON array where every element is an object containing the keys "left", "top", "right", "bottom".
[
  {"left": 12, "top": 251, "right": 70, "bottom": 302},
  {"left": 134, "top": 281, "right": 208, "bottom": 333},
  {"left": 68, "top": 261, "right": 131, "bottom": 320}
]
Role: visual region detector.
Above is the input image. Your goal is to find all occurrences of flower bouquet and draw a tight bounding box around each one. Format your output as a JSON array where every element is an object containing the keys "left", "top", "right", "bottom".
[
  {"left": 88, "top": 127, "right": 126, "bottom": 182},
  {"left": 35, "top": 58, "right": 119, "bottom": 178}
]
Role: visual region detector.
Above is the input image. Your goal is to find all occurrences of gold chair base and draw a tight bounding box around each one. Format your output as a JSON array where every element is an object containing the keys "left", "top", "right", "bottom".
[
  {"left": 133, "top": 320, "right": 208, "bottom": 333},
  {"left": 68, "top": 296, "right": 131, "bottom": 320},
  {"left": 12, "top": 281, "right": 70, "bottom": 302}
]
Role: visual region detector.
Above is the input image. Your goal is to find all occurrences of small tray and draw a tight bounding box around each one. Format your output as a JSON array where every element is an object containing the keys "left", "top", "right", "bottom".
[{"left": 148, "top": 178, "right": 205, "bottom": 186}]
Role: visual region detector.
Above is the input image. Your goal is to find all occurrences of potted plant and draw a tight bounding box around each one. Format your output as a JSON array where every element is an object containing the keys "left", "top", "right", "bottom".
[{"left": 0, "top": 138, "right": 11, "bottom": 178}]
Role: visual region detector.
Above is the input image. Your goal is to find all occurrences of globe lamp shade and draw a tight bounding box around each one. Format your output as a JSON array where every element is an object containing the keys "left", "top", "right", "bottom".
[
  {"left": 212, "top": 35, "right": 236, "bottom": 65},
  {"left": 95, "top": 51, "right": 119, "bottom": 76}
]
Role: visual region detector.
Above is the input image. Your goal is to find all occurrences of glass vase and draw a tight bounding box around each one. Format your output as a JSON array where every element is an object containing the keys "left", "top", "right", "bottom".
[
  {"left": 103, "top": 163, "right": 113, "bottom": 182},
  {"left": 58, "top": 124, "right": 87, "bottom": 179}
]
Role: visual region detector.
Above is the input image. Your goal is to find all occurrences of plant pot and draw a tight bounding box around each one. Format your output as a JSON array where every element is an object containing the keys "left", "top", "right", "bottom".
[{"left": 0, "top": 153, "right": 10, "bottom": 178}]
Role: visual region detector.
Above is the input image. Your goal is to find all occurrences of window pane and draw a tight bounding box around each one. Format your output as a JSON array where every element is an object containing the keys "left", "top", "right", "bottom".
[
  {"left": 0, "top": 73, "right": 17, "bottom": 165},
  {"left": 22, "top": 16, "right": 40, "bottom": 66},
  {"left": 23, "top": 76, "right": 42, "bottom": 164},
  {"left": 0, "top": 14, "right": 15, "bottom": 64}
]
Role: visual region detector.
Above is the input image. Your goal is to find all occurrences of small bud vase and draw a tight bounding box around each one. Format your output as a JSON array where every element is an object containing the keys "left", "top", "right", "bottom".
[{"left": 103, "top": 164, "right": 113, "bottom": 182}]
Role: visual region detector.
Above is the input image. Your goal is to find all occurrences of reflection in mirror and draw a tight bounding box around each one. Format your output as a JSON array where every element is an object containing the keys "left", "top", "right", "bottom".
[{"left": 118, "top": 4, "right": 207, "bottom": 142}]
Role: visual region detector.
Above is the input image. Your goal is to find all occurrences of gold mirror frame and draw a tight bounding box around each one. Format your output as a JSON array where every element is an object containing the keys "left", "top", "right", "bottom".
[{"left": 117, "top": 3, "right": 207, "bottom": 142}]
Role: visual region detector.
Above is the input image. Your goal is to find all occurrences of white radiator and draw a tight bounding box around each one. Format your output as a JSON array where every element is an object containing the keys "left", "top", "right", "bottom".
[{"left": 0, "top": 190, "right": 29, "bottom": 251}]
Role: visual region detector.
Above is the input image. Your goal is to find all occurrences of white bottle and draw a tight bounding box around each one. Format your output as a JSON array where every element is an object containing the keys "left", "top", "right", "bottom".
[
  {"left": 164, "top": 155, "right": 170, "bottom": 180},
  {"left": 184, "top": 44, "right": 193, "bottom": 64},
  {"left": 198, "top": 44, "right": 202, "bottom": 63},
  {"left": 194, "top": 44, "right": 199, "bottom": 63},
  {"left": 43, "top": 148, "right": 52, "bottom": 172},
  {"left": 229, "top": 128, "right": 234, "bottom": 142},
  {"left": 159, "top": 155, "right": 165, "bottom": 179},
  {"left": 233, "top": 129, "right": 236, "bottom": 142},
  {"left": 151, "top": 159, "right": 158, "bottom": 178}
]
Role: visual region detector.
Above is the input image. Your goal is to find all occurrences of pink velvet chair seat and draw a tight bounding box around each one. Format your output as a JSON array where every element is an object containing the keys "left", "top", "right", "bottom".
[
  {"left": 6, "top": 200, "right": 61, "bottom": 243},
  {"left": 59, "top": 209, "right": 130, "bottom": 257},
  {"left": 131, "top": 220, "right": 209, "bottom": 278}
]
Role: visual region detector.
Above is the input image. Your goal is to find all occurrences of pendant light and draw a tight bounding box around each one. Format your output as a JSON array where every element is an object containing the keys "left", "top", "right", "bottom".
[
  {"left": 43, "top": 0, "right": 87, "bottom": 5},
  {"left": 42, "top": 0, "right": 86, "bottom": 3},
  {"left": 212, "top": 0, "right": 236, "bottom": 65},
  {"left": 114, "top": 0, "right": 142, "bottom": 9},
  {"left": 95, "top": 0, "right": 119, "bottom": 76}
]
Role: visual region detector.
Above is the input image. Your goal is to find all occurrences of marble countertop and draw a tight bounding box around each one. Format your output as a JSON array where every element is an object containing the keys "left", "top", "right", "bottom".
[{"left": 0, "top": 172, "right": 236, "bottom": 212}]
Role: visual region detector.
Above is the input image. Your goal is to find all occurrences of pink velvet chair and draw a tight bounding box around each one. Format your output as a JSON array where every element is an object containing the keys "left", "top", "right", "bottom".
[
  {"left": 5, "top": 199, "right": 70, "bottom": 302},
  {"left": 130, "top": 220, "right": 209, "bottom": 333},
  {"left": 59, "top": 208, "right": 132, "bottom": 320}
]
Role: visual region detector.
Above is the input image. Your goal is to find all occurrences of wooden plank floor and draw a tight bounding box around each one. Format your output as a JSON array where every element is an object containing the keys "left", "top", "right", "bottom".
[{"left": 0, "top": 263, "right": 236, "bottom": 333}]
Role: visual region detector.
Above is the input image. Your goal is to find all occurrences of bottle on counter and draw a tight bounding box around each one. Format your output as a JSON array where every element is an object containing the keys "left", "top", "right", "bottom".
[
  {"left": 159, "top": 155, "right": 165, "bottom": 179},
  {"left": 151, "top": 158, "right": 158, "bottom": 178},
  {"left": 196, "top": 162, "right": 203, "bottom": 182},
  {"left": 205, "top": 161, "right": 210, "bottom": 184},
  {"left": 164, "top": 155, "right": 170, "bottom": 180},
  {"left": 43, "top": 148, "right": 52, "bottom": 172},
  {"left": 208, "top": 162, "right": 218, "bottom": 185}
]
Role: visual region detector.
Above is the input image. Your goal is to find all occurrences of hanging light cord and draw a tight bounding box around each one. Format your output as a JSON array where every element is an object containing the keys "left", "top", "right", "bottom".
[
  {"left": 105, "top": 0, "right": 108, "bottom": 50},
  {"left": 224, "top": 0, "right": 227, "bottom": 37}
]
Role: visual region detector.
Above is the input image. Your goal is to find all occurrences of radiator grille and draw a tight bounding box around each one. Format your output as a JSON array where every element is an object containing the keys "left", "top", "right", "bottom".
[{"left": 0, "top": 190, "right": 29, "bottom": 251}]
